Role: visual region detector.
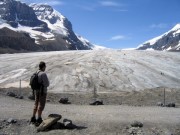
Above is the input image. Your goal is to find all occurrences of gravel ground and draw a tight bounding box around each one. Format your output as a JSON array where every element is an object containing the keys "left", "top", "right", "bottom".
[{"left": 0, "top": 88, "right": 180, "bottom": 135}]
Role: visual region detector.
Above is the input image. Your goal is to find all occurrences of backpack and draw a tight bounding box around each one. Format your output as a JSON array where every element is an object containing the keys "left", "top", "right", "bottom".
[{"left": 30, "top": 71, "right": 41, "bottom": 91}]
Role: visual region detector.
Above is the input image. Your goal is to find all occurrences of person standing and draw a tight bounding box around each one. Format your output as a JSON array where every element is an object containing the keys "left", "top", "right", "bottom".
[{"left": 30, "top": 61, "right": 49, "bottom": 125}]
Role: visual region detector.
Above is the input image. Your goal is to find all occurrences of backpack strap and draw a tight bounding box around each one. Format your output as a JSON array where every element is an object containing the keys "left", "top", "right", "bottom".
[
  {"left": 37, "top": 70, "right": 41, "bottom": 75},
  {"left": 37, "top": 70, "right": 42, "bottom": 84}
]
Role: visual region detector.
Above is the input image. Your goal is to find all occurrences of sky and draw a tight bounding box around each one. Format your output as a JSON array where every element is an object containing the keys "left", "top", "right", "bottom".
[{"left": 20, "top": 0, "right": 180, "bottom": 49}]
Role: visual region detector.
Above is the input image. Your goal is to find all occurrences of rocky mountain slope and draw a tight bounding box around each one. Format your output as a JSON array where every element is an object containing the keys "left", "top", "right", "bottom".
[
  {"left": 0, "top": 0, "right": 95, "bottom": 53},
  {"left": 137, "top": 24, "right": 180, "bottom": 51},
  {"left": 0, "top": 50, "right": 179, "bottom": 93}
]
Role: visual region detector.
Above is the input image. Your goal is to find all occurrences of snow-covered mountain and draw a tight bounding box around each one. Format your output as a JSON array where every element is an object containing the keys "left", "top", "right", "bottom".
[
  {"left": 0, "top": 0, "right": 99, "bottom": 53},
  {"left": 137, "top": 23, "right": 180, "bottom": 51},
  {"left": 76, "top": 34, "right": 108, "bottom": 50}
]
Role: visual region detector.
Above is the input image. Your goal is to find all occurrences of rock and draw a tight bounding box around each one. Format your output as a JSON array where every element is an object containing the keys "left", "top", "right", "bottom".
[
  {"left": 6, "top": 92, "right": 16, "bottom": 97},
  {"left": 46, "top": 99, "right": 50, "bottom": 102},
  {"left": 59, "top": 98, "right": 70, "bottom": 104},
  {"left": 166, "top": 103, "right": 176, "bottom": 107},
  {"left": 63, "top": 119, "right": 75, "bottom": 129},
  {"left": 125, "top": 126, "right": 129, "bottom": 129},
  {"left": 90, "top": 99, "right": 104, "bottom": 105},
  {"left": 131, "top": 121, "right": 143, "bottom": 128},
  {"left": 128, "top": 127, "right": 144, "bottom": 135},
  {"left": 15, "top": 95, "right": 24, "bottom": 99},
  {"left": 128, "top": 127, "right": 137, "bottom": 134},
  {"left": 161, "top": 72, "right": 165, "bottom": 75},
  {"left": 49, "top": 122, "right": 65, "bottom": 130},
  {"left": 7, "top": 118, "right": 17, "bottom": 124},
  {"left": 37, "top": 114, "right": 62, "bottom": 132},
  {"left": 157, "top": 102, "right": 163, "bottom": 107},
  {"left": 18, "top": 96, "right": 24, "bottom": 99}
]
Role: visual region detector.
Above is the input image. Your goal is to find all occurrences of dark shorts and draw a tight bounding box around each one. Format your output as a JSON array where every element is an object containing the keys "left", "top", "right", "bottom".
[{"left": 34, "top": 92, "right": 47, "bottom": 111}]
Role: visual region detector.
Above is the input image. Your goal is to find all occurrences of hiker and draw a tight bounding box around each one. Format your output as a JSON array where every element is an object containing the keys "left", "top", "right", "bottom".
[{"left": 30, "top": 61, "right": 50, "bottom": 125}]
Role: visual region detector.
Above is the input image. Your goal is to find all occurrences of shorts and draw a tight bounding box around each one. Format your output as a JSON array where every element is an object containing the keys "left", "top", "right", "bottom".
[{"left": 34, "top": 91, "right": 47, "bottom": 111}]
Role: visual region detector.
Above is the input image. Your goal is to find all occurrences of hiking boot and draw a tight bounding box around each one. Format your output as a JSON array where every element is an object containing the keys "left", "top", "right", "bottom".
[
  {"left": 36, "top": 117, "right": 43, "bottom": 126},
  {"left": 30, "top": 116, "right": 36, "bottom": 124}
]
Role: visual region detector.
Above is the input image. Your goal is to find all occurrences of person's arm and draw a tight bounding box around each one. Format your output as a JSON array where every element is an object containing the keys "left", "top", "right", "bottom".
[{"left": 41, "top": 73, "right": 49, "bottom": 87}]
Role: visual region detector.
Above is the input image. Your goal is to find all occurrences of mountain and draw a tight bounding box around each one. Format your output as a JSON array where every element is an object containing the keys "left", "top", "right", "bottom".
[
  {"left": 137, "top": 24, "right": 180, "bottom": 51},
  {"left": 0, "top": 0, "right": 96, "bottom": 53},
  {"left": 76, "top": 34, "right": 108, "bottom": 50}
]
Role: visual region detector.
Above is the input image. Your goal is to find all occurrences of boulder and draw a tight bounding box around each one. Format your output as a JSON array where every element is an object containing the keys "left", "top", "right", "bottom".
[
  {"left": 63, "top": 119, "right": 76, "bottom": 129},
  {"left": 131, "top": 121, "right": 143, "bottom": 128},
  {"left": 49, "top": 122, "right": 65, "bottom": 130},
  {"left": 7, "top": 118, "right": 17, "bottom": 124},
  {"left": 59, "top": 98, "right": 70, "bottom": 104},
  {"left": 90, "top": 99, "right": 103, "bottom": 105},
  {"left": 157, "top": 102, "right": 163, "bottom": 107},
  {"left": 15, "top": 95, "right": 24, "bottom": 99},
  {"left": 166, "top": 103, "right": 176, "bottom": 107},
  {"left": 18, "top": 96, "right": 24, "bottom": 99},
  {"left": 128, "top": 127, "right": 144, "bottom": 135},
  {"left": 6, "top": 92, "right": 16, "bottom": 97},
  {"left": 37, "top": 114, "right": 62, "bottom": 132},
  {"left": 46, "top": 99, "right": 50, "bottom": 102}
]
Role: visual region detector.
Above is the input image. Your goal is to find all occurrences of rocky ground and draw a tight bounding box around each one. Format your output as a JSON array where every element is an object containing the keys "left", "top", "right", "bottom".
[{"left": 0, "top": 87, "right": 180, "bottom": 135}]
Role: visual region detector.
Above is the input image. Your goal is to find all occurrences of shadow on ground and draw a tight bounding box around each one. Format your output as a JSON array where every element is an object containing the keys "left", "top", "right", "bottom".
[{"left": 45, "top": 122, "right": 87, "bottom": 131}]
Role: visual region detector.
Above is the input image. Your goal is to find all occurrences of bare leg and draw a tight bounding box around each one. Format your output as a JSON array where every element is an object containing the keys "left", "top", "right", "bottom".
[
  {"left": 38, "top": 110, "right": 42, "bottom": 118},
  {"left": 33, "top": 109, "right": 37, "bottom": 117}
]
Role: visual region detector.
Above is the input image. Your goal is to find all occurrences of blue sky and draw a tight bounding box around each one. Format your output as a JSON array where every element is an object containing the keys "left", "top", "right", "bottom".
[{"left": 21, "top": 0, "right": 180, "bottom": 49}]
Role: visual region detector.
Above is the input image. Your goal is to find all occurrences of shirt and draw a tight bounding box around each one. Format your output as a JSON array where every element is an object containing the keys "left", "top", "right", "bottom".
[{"left": 38, "top": 70, "right": 50, "bottom": 93}]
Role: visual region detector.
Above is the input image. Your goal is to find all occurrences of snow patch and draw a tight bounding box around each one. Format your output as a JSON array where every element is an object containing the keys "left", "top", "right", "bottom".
[
  {"left": 77, "top": 35, "right": 89, "bottom": 44},
  {"left": 146, "top": 48, "right": 155, "bottom": 51},
  {"left": 122, "top": 48, "right": 136, "bottom": 50},
  {"left": 92, "top": 45, "right": 108, "bottom": 50},
  {"left": 15, "top": 13, "right": 19, "bottom": 23},
  {"left": 0, "top": 8, "right": 6, "bottom": 10},
  {"left": 0, "top": 23, "right": 55, "bottom": 44},
  {"left": 0, "top": 23, "right": 11, "bottom": 29},
  {"left": 0, "top": 69, "right": 27, "bottom": 83},
  {"left": 166, "top": 46, "right": 172, "bottom": 51},
  {"left": 173, "top": 29, "right": 180, "bottom": 36},
  {"left": 171, "top": 23, "right": 180, "bottom": 31},
  {"left": 76, "top": 34, "right": 107, "bottom": 50},
  {"left": 18, "top": 24, "right": 55, "bottom": 42},
  {"left": 0, "top": 19, "right": 6, "bottom": 24},
  {"left": 3, "top": 81, "right": 29, "bottom": 88},
  {"left": 30, "top": 4, "right": 69, "bottom": 36},
  {"left": 66, "top": 40, "right": 71, "bottom": 44},
  {"left": 141, "top": 33, "right": 166, "bottom": 46},
  {"left": 76, "top": 34, "right": 91, "bottom": 46},
  {"left": 177, "top": 41, "right": 180, "bottom": 50}
]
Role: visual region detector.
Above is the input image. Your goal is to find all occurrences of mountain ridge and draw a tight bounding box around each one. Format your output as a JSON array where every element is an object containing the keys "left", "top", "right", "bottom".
[
  {"left": 137, "top": 23, "right": 180, "bottom": 51},
  {"left": 0, "top": 0, "right": 100, "bottom": 53}
]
